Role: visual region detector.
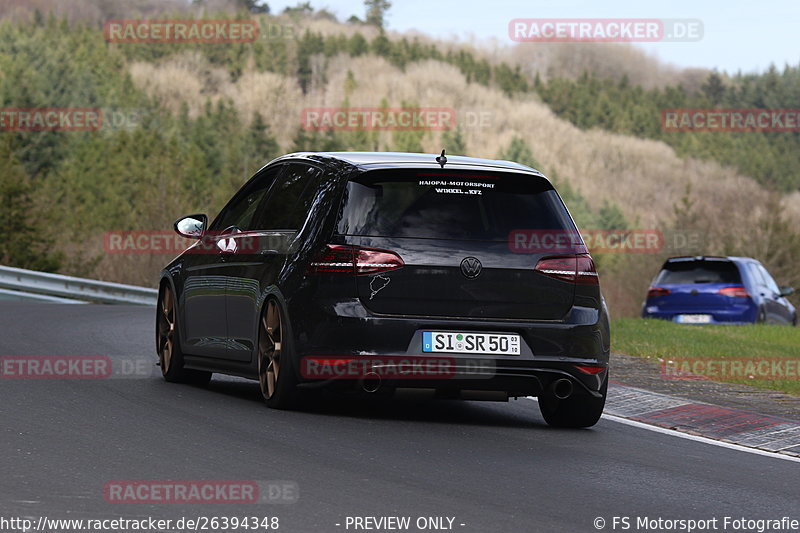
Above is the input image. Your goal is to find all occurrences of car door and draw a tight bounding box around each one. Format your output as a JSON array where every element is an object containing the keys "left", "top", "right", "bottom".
[
  {"left": 746, "top": 262, "right": 774, "bottom": 323},
  {"left": 179, "top": 233, "right": 230, "bottom": 357},
  {"left": 756, "top": 263, "right": 793, "bottom": 324},
  {"left": 224, "top": 162, "right": 324, "bottom": 362},
  {"left": 187, "top": 164, "right": 284, "bottom": 360}
]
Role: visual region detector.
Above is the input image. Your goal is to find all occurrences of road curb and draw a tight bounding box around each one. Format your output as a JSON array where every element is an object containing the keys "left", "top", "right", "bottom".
[{"left": 606, "top": 383, "right": 800, "bottom": 458}]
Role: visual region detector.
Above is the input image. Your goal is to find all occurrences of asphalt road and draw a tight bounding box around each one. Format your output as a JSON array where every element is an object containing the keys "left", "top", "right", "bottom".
[{"left": 1, "top": 302, "right": 798, "bottom": 533}]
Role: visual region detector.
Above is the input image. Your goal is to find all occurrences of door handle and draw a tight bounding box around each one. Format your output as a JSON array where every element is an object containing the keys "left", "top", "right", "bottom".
[
  {"left": 217, "top": 226, "right": 242, "bottom": 254},
  {"left": 217, "top": 238, "right": 237, "bottom": 254}
]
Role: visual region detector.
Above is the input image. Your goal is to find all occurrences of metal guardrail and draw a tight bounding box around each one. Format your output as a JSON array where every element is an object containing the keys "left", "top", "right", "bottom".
[
  {"left": 0, "top": 265, "right": 158, "bottom": 306},
  {"left": 0, "top": 287, "right": 89, "bottom": 304}
]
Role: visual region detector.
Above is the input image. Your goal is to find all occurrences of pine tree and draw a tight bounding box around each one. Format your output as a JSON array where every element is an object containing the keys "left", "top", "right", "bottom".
[
  {"left": 246, "top": 113, "right": 281, "bottom": 167},
  {"left": 702, "top": 72, "right": 726, "bottom": 105},
  {"left": 0, "top": 136, "right": 61, "bottom": 271},
  {"left": 499, "top": 136, "right": 540, "bottom": 169},
  {"left": 348, "top": 33, "right": 369, "bottom": 56},
  {"left": 442, "top": 127, "right": 466, "bottom": 155}
]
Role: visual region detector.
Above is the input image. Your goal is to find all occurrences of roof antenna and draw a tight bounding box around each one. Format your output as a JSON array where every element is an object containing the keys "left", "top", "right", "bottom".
[{"left": 435, "top": 149, "right": 447, "bottom": 168}]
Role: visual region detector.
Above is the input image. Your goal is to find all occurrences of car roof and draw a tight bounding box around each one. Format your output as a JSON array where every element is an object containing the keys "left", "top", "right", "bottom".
[{"left": 272, "top": 151, "right": 546, "bottom": 176}]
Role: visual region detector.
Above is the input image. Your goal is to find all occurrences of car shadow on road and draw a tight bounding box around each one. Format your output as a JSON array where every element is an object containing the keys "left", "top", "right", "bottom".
[{"left": 199, "top": 376, "right": 555, "bottom": 430}]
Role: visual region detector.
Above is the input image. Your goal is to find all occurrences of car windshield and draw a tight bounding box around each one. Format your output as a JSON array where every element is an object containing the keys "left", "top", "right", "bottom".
[
  {"left": 655, "top": 260, "right": 742, "bottom": 284},
  {"left": 336, "top": 169, "right": 576, "bottom": 241}
]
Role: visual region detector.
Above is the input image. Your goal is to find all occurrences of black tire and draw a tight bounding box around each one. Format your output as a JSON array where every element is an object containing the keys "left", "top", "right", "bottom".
[
  {"left": 258, "top": 299, "right": 298, "bottom": 409},
  {"left": 539, "top": 377, "right": 607, "bottom": 428},
  {"left": 156, "top": 285, "right": 212, "bottom": 386}
]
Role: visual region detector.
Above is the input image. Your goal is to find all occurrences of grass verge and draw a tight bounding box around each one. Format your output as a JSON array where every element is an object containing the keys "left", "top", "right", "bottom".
[{"left": 612, "top": 318, "right": 800, "bottom": 395}]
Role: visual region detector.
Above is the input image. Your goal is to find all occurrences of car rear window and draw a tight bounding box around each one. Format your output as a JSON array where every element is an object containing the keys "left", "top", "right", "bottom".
[
  {"left": 655, "top": 260, "right": 742, "bottom": 284},
  {"left": 336, "top": 169, "right": 576, "bottom": 241}
]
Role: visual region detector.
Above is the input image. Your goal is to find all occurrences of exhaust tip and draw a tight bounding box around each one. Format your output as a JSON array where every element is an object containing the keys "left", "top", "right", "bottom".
[
  {"left": 362, "top": 372, "right": 382, "bottom": 393},
  {"left": 551, "top": 378, "right": 574, "bottom": 400}
]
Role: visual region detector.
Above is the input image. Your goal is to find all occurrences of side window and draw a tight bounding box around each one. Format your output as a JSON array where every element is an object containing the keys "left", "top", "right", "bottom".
[
  {"left": 758, "top": 264, "right": 781, "bottom": 294},
  {"left": 211, "top": 165, "right": 284, "bottom": 232},
  {"left": 252, "top": 163, "right": 322, "bottom": 230},
  {"left": 748, "top": 263, "right": 766, "bottom": 287}
]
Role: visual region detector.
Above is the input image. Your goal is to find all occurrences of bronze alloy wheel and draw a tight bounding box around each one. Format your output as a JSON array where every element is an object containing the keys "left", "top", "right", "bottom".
[
  {"left": 157, "top": 287, "right": 176, "bottom": 374},
  {"left": 258, "top": 300, "right": 283, "bottom": 399}
]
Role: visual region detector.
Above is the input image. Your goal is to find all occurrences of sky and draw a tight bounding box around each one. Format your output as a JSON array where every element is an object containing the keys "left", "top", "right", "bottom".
[{"left": 267, "top": 0, "right": 799, "bottom": 74}]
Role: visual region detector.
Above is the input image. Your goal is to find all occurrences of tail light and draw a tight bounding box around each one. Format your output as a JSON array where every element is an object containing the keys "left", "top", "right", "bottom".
[
  {"left": 719, "top": 287, "right": 749, "bottom": 298},
  {"left": 534, "top": 254, "right": 599, "bottom": 285},
  {"left": 307, "top": 244, "right": 404, "bottom": 275},
  {"left": 647, "top": 287, "right": 671, "bottom": 298}
]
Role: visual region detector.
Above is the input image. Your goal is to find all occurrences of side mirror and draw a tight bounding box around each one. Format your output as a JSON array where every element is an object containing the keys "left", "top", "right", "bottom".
[
  {"left": 174, "top": 214, "right": 207, "bottom": 239},
  {"left": 779, "top": 286, "right": 795, "bottom": 297}
]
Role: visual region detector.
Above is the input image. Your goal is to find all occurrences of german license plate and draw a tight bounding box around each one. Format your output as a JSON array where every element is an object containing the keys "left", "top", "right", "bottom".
[
  {"left": 675, "top": 314, "right": 712, "bottom": 324},
  {"left": 422, "top": 332, "right": 521, "bottom": 355}
]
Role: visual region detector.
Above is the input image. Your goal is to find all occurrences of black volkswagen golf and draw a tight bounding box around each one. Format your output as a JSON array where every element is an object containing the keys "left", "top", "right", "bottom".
[{"left": 157, "top": 152, "right": 610, "bottom": 427}]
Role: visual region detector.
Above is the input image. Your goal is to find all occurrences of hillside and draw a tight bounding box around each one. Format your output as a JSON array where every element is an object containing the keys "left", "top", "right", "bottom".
[{"left": 1, "top": 5, "right": 798, "bottom": 317}]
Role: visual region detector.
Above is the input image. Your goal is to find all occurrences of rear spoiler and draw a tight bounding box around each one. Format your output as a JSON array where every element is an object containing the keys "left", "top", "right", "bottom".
[{"left": 665, "top": 256, "right": 730, "bottom": 263}]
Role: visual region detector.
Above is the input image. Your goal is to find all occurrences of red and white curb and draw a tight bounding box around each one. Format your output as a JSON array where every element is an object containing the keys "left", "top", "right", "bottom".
[{"left": 604, "top": 384, "right": 800, "bottom": 458}]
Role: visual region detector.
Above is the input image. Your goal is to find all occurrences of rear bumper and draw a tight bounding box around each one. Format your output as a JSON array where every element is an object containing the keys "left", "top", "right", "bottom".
[
  {"left": 298, "top": 358, "right": 607, "bottom": 398},
  {"left": 289, "top": 298, "right": 609, "bottom": 395},
  {"left": 641, "top": 303, "right": 757, "bottom": 324}
]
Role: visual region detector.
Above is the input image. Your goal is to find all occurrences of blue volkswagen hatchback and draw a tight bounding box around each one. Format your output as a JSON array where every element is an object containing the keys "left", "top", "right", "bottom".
[{"left": 642, "top": 256, "right": 796, "bottom": 325}]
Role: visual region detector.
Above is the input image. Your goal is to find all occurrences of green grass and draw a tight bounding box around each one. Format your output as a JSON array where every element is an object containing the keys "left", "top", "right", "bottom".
[{"left": 612, "top": 318, "right": 800, "bottom": 395}]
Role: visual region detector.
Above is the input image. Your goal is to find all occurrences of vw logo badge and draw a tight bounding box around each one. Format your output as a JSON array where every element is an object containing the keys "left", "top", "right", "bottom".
[{"left": 460, "top": 257, "right": 482, "bottom": 279}]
